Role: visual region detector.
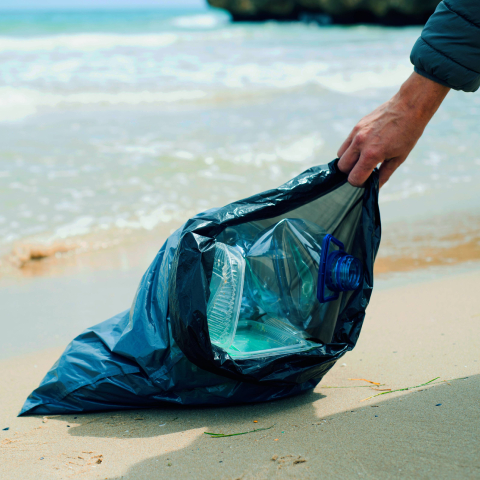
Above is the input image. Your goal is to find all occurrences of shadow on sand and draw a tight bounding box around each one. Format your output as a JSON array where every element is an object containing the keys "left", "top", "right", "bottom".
[{"left": 58, "top": 375, "right": 478, "bottom": 479}]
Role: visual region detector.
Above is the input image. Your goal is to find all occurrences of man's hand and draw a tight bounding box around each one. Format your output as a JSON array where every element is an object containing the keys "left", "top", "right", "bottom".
[{"left": 337, "top": 72, "right": 450, "bottom": 188}]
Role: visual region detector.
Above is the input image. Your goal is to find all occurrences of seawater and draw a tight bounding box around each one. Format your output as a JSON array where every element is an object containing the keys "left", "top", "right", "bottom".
[{"left": 1, "top": 7, "right": 479, "bottom": 261}]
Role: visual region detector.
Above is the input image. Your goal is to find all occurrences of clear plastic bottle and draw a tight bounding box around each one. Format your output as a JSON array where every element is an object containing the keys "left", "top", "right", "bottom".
[
  {"left": 243, "top": 218, "right": 362, "bottom": 340},
  {"left": 207, "top": 218, "right": 363, "bottom": 355}
]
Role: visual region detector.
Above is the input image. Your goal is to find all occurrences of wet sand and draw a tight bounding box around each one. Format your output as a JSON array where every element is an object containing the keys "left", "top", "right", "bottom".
[
  {"left": 3, "top": 207, "right": 480, "bottom": 283},
  {"left": 1, "top": 268, "right": 479, "bottom": 479},
  {"left": 375, "top": 211, "right": 480, "bottom": 275}
]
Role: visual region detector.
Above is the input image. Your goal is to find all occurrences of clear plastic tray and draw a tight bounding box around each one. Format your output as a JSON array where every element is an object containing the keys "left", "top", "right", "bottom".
[
  {"left": 207, "top": 242, "right": 246, "bottom": 349},
  {"left": 260, "top": 315, "right": 307, "bottom": 338},
  {"left": 226, "top": 319, "right": 312, "bottom": 359}
]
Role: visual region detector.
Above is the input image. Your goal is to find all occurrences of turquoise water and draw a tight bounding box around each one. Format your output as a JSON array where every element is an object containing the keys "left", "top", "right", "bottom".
[
  {"left": 0, "top": 9, "right": 211, "bottom": 36},
  {"left": 0, "top": 8, "right": 479, "bottom": 261}
]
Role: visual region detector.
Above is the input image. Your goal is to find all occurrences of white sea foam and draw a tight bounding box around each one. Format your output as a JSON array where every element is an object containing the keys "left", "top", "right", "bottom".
[
  {"left": 220, "top": 61, "right": 329, "bottom": 89},
  {"left": 171, "top": 13, "right": 229, "bottom": 29},
  {"left": 37, "top": 205, "right": 181, "bottom": 245},
  {"left": 0, "top": 87, "right": 207, "bottom": 122},
  {"left": 114, "top": 204, "right": 179, "bottom": 231},
  {"left": 380, "top": 183, "right": 430, "bottom": 203},
  {"left": 0, "top": 33, "right": 178, "bottom": 52},
  {"left": 277, "top": 134, "right": 324, "bottom": 163},
  {"left": 50, "top": 216, "right": 95, "bottom": 240},
  {"left": 174, "top": 151, "right": 195, "bottom": 160},
  {"left": 315, "top": 64, "right": 413, "bottom": 93}
]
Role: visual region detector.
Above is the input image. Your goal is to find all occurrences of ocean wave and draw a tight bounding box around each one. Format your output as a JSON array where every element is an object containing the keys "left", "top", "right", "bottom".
[
  {"left": 171, "top": 13, "right": 229, "bottom": 29},
  {"left": 0, "top": 87, "right": 207, "bottom": 121},
  {"left": 380, "top": 182, "right": 430, "bottom": 203},
  {"left": 0, "top": 32, "right": 178, "bottom": 52},
  {"left": 276, "top": 134, "right": 324, "bottom": 163},
  {"left": 0, "top": 59, "right": 411, "bottom": 122},
  {"left": 2, "top": 203, "right": 185, "bottom": 268},
  {"left": 315, "top": 64, "right": 413, "bottom": 93}
]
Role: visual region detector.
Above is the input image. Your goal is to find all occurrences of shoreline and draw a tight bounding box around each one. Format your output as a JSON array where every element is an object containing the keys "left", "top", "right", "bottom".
[
  {"left": 2, "top": 207, "right": 480, "bottom": 282},
  {"left": 1, "top": 202, "right": 479, "bottom": 360},
  {"left": 1, "top": 267, "right": 479, "bottom": 478}
]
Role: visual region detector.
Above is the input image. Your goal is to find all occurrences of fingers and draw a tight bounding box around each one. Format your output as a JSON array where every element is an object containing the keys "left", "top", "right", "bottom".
[
  {"left": 378, "top": 156, "right": 405, "bottom": 188},
  {"left": 337, "top": 129, "right": 355, "bottom": 159},
  {"left": 337, "top": 141, "right": 360, "bottom": 175},
  {"left": 346, "top": 148, "right": 383, "bottom": 187},
  {"left": 337, "top": 123, "right": 404, "bottom": 187}
]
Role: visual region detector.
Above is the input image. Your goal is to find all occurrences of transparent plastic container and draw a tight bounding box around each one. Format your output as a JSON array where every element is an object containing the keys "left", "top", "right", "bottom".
[
  {"left": 244, "top": 219, "right": 328, "bottom": 329},
  {"left": 226, "top": 319, "right": 312, "bottom": 359},
  {"left": 260, "top": 315, "right": 307, "bottom": 338},
  {"left": 207, "top": 220, "right": 363, "bottom": 353},
  {"left": 207, "top": 242, "right": 246, "bottom": 349},
  {"left": 243, "top": 219, "right": 363, "bottom": 342}
]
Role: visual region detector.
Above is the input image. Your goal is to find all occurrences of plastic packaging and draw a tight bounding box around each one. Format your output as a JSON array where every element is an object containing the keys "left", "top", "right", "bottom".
[
  {"left": 20, "top": 160, "right": 380, "bottom": 416},
  {"left": 207, "top": 242, "right": 245, "bottom": 349},
  {"left": 242, "top": 218, "right": 362, "bottom": 344},
  {"left": 207, "top": 219, "right": 362, "bottom": 357},
  {"left": 227, "top": 319, "right": 311, "bottom": 359}
]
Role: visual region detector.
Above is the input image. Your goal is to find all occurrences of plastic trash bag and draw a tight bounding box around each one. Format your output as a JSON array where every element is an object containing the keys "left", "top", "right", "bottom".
[{"left": 20, "top": 160, "right": 381, "bottom": 415}]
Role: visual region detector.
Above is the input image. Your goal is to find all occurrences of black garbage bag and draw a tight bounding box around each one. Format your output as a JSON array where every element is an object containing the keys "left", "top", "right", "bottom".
[{"left": 20, "top": 159, "right": 380, "bottom": 415}]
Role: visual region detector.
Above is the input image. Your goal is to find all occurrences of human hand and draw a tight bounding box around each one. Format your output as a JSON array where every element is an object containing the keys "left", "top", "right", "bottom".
[{"left": 337, "top": 72, "right": 450, "bottom": 188}]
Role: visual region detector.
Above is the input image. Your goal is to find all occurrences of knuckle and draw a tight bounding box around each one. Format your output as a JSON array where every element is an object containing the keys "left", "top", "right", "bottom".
[
  {"left": 362, "top": 148, "right": 380, "bottom": 163},
  {"left": 354, "top": 131, "right": 366, "bottom": 145}
]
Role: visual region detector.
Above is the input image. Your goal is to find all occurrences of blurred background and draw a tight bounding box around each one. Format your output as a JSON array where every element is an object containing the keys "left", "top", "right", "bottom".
[{"left": 1, "top": 0, "right": 480, "bottom": 352}]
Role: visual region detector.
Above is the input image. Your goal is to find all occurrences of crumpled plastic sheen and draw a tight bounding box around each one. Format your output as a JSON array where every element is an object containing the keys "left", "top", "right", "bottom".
[{"left": 20, "top": 159, "right": 381, "bottom": 415}]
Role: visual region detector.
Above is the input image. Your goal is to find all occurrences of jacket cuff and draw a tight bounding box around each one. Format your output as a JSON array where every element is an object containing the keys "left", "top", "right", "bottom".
[
  {"left": 413, "top": 67, "right": 454, "bottom": 90},
  {"left": 411, "top": 37, "right": 480, "bottom": 92}
]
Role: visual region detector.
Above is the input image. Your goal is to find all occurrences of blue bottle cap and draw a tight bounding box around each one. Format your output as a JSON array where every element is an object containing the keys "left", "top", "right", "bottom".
[{"left": 317, "top": 234, "right": 363, "bottom": 303}]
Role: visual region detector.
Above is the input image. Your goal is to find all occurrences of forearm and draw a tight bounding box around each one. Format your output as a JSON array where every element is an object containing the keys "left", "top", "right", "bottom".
[{"left": 395, "top": 72, "right": 450, "bottom": 126}]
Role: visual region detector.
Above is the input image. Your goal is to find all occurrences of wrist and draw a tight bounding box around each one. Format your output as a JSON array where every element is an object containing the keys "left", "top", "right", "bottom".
[{"left": 396, "top": 71, "right": 450, "bottom": 122}]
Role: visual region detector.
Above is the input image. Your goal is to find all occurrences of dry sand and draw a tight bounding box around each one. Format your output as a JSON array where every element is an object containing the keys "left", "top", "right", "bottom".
[{"left": 1, "top": 268, "right": 479, "bottom": 479}]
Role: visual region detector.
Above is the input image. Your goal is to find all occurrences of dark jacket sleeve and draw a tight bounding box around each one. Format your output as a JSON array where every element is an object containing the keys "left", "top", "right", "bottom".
[{"left": 410, "top": 0, "right": 480, "bottom": 92}]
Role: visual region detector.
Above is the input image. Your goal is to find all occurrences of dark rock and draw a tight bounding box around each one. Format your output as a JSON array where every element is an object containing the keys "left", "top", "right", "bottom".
[
  {"left": 207, "top": 0, "right": 441, "bottom": 25},
  {"left": 209, "top": 0, "right": 300, "bottom": 21}
]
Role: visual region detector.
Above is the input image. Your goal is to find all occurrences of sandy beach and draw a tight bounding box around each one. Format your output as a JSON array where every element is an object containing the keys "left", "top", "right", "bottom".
[
  {"left": 1, "top": 266, "right": 479, "bottom": 479},
  {"left": 1, "top": 5, "right": 480, "bottom": 479}
]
